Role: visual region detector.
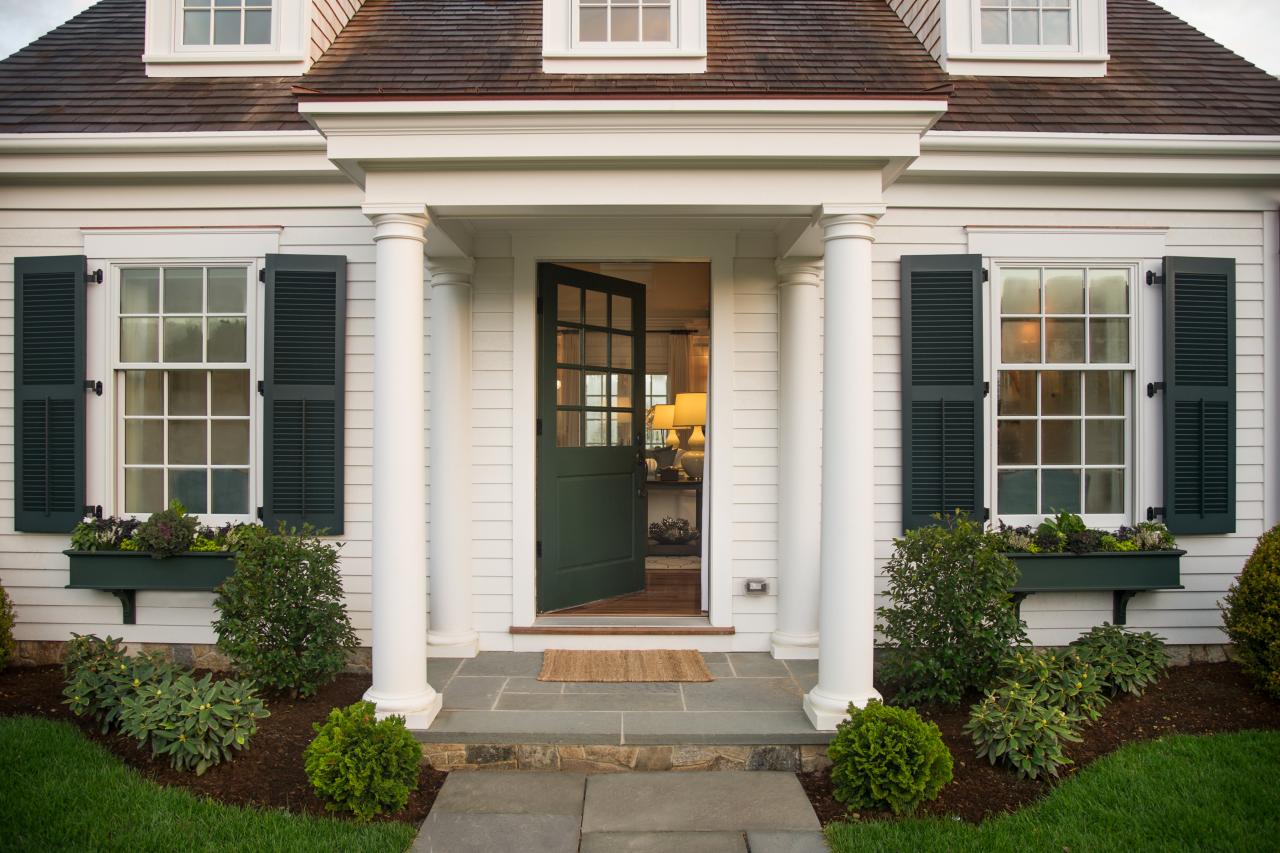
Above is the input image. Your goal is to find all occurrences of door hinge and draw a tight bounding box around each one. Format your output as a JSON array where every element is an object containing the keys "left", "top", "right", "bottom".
[
  {"left": 983, "top": 381, "right": 990, "bottom": 398},
  {"left": 257, "top": 380, "right": 266, "bottom": 396},
  {"left": 84, "top": 380, "right": 103, "bottom": 396},
  {"left": 87, "top": 268, "right": 103, "bottom": 284},
  {"left": 1146, "top": 270, "right": 1165, "bottom": 287},
  {"left": 258, "top": 268, "right": 266, "bottom": 283},
  {"left": 984, "top": 507, "right": 991, "bottom": 521},
  {"left": 1146, "top": 381, "right": 1166, "bottom": 398},
  {"left": 1146, "top": 506, "right": 1166, "bottom": 521},
  {"left": 256, "top": 506, "right": 264, "bottom": 520},
  {"left": 536, "top": 541, "right": 542, "bottom": 558},
  {"left": 981, "top": 268, "right": 990, "bottom": 283}
]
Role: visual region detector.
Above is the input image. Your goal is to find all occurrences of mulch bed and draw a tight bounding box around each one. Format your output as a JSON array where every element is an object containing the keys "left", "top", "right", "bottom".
[
  {"left": 799, "top": 662, "right": 1280, "bottom": 827},
  {"left": 0, "top": 666, "right": 445, "bottom": 825}
]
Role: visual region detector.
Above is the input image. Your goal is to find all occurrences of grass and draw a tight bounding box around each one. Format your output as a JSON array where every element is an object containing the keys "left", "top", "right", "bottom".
[
  {"left": 826, "top": 730, "right": 1280, "bottom": 853},
  {"left": 0, "top": 715, "right": 417, "bottom": 853}
]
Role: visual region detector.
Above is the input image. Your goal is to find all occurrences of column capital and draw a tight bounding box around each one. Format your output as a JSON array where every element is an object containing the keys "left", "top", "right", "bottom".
[
  {"left": 364, "top": 205, "right": 429, "bottom": 245},
  {"left": 775, "top": 257, "right": 823, "bottom": 287},
  {"left": 428, "top": 256, "right": 476, "bottom": 288},
  {"left": 818, "top": 204, "right": 886, "bottom": 244}
]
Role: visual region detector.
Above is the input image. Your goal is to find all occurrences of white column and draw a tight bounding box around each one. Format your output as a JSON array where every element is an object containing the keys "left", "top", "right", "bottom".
[
  {"left": 804, "top": 205, "right": 885, "bottom": 730},
  {"left": 771, "top": 258, "right": 824, "bottom": 660},
  {"left": 427, "top": 257, "right": 479, "bottom": 657},
  {"left": 363, "top": 209, "right": 441, "bottom": 728}
]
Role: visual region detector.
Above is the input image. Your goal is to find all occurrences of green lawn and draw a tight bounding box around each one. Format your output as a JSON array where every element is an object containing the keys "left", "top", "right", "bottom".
[
  {"left": 827, "top": 730, "right": 1280, "bottom": 853},
  {"left": 0, "top": 716, "right": 417, "bottom": 853}
]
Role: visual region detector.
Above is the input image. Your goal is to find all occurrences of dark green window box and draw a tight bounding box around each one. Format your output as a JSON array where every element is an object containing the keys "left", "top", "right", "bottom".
[
  {"left": 64, "top": 550, "right": 237, "bottom": 625},
  {"left": 1007, "top": 550, "right": 1185, "bottom": 625}
]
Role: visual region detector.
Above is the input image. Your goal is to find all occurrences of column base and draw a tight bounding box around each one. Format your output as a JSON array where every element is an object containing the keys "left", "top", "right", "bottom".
[
  {"left": 362, "top": 685, "right": 443, "bottom": 731},
  {"left": 769, "top": 631, "right": 820, "bottom": 660},
  {"left": 428, "top": 630, "right": 480, "bottom": 658},
  {"left": 803, "top": 684, "right": 882, "bottom": 731}
]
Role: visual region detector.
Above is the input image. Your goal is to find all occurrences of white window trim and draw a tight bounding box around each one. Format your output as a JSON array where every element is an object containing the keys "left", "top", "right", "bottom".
[
  {"left": 543, "top": 0, "right": 707, "bottom": 74},
  {"left": 83, "top": 228, "right": 281, "bottom": 524},
  {"left": 144, "top": 0, "right": 310, "bottom": 77},
  {"left": 942, "top": 0, "right": 1109, "bottom": 78}
]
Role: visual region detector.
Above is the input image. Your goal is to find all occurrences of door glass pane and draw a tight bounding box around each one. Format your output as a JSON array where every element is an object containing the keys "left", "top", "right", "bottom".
[
  {"left": 1089, "top": 269, "right": 1128, "bottom": 314},
  {"left": 125, "top": 420, "right": 164, "bottom": 465},
  {"left": 584, "top": 371, "right": 609, "bottom": 407},
  {"left": 1041, "top": 469, "right": 1081, "bottom": 513},
  {"left": 211, "top": 371, "right": 250, "bottom": 416},
  {"left": 611, "top": 295, "right": 632, "bottom": 331},
  {"left": 1044, "top": 269, "right": 1084, "bottom": 314},
  {"left": 1085, "top": 469, "right": 1124, "bottom": 514},
  {"left": 1040, "top": 371, "right": 1080, "bottom": 416},
  {"left": 1045, "top": 318, "right": 1084, "bottom": 363},
  {"left": 557, "top": 369, "right": 582, "bottom": 405},
  {"left": 998, "top": 420, "right": 1037, "bottom": 465},
  {"left": 1042, "top": 420, "right": 1081, "bottom": 465},
  {"left": 121, "top": 269, "right": 159, "bottom": 313},
  {"left": 121, "top": 318, "right": 159, "bottom": 362},
  {"left": 211, "top": 420, "right": 250, "bottom": 465},
  {"left": 163, "top": 318, "right": 204, "bottom": 362},
  {"left": 998, "top": 371, "right": 1036, "bottom": 415},
  {"left": 610, "top": 334, "right": 633, "bottom": 369},
  {"left": 556, "top": 328, "right": 581, "bottom": 365},
  {"left": 585, "top": 411, "right": 609, "bottom": 447},
  {"left": 169, "top": 371, "right": 207, "bottom": 416},
  {"left": 1086, "top": 420, "right": 1124, "bottom": 465},
  {"left": 169, "top": 469, "right": 208, "bottom": 513},
  {"left": 212, "top": 469, "right": 250, "bottom": 514},
  {"left": 584, "top": 331, "right": 608, "bottom": 368},
  {"left": 1085, "top": 371, "right": 1124, "bottom": 415},
  {"left": 168, "top": 420, "right": 207, "bottom": 465},
  {"left": 612, "top": 412, "right": 633, "bottom": 446},
  {"left": 557, "top": 411, "right": 582, "bottom": 447},
  {"left": 125, "top": 468, "right": 164, "bottom": 514},
  {"left": 614, "top": 373, "right": 633, "bottom": 408},
  {"left": 557, "top": 285, "right": 581, "bottom": 323},
  {"left": 1001, "top": 269, "right": 1040, "bottom": 313},
  {"left": 208, "top": 268, "right": 247, "bottom": 313},
  {"left": 585, "top": 290, "right": 608, "bottom": 327},
  {"left": 998, "top": 469, "right": 1036, "bottom": 514},
  {"left": 1001, "top": 320, "right": 1041, "bottom": 363},
  {"left": 164, "top": 268, "right": 203, "bottom": 314},
  {"left": 124, "top": 370, "right": 163, "bottom": 416},
  {"left": 208, "top": 317, "right": 247, "bottom": 362},
  {"left": 1089, "top": 318, "right": 1129, "bottom": 363}
]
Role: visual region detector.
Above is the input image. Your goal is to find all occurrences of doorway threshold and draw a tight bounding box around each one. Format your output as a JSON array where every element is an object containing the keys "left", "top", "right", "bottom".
[{"left": 512, "top": 616, "right": 734, "bottom": 636}]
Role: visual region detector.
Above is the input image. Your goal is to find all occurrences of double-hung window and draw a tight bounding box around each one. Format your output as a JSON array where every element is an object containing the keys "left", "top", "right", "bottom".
[
  {"left": 577, "top": 0, "right": 674, "bottom": 44},
  {"left": 182, "top": 0, "right": 273, "bottom": 46},
  {"left": 993, "top": 264, "right": 1133, "bottom": 526},
  {"left": 116, "top": 265, "right": 254, "bottom": 518},
  {"left": 979, "top": 0, "right": 1072, "bottom": 47}
]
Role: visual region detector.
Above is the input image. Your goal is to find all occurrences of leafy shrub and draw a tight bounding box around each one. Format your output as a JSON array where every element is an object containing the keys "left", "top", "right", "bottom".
[
  {"left": 133, "top": 501, "right": 199, "bottom": 558},
  {"left": 1222, "top": 523, "right": 1280, "bottom": 699},
  {"left": 63, "top": 636, "right": 176, "bottom": 733},
  {"left": 997, "top": 649, "right": 1107, "bottom": 722},
  {"left": 964, "top": 684, "right": 1082, "bottom": 780},
  {"left": 0, "top": 583, "right": 14, "bottom": 670},
  {"left": 70, "top": 516, "right": 142, "bottom": 552},
  {"left": 827, "top": 700, "right": 953, "bottom": 815},
  {"left": 304, "top": 701, "right": 421, "bottom": 821},
  {"left": 214, "top": 525, "right": 357, "bottom": 698},
  {"left": 118, "top": 671, "right": 267, "bottom": 775},
  {"left": 1071, "top": 624, "right": 1169, "bottom": 697},
  {"left": 878, "top": 513, "right": 1029, "bottom": 705}
]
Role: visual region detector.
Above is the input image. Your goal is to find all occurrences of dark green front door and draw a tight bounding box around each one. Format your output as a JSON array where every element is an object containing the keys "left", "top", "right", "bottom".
[{"left": 537, "top": 264, "right": 647, "bottom": 613}]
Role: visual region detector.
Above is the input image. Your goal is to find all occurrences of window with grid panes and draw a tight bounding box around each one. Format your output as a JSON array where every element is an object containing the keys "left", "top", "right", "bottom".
[
  {"left": 182, "top": 0, "right": 273, "bottom": 46},
  {"left": 980, "top": 0, "right": 1072, "bottom": 46},
  {"left": 554, "top": 285, "right": 636, "bottom": 448},
  {"left": 994, "top": 265, "right": 1133, "bottom": 524},
  {"left": 578, "top": 0, "right": 674, "bottom": 43},
  {"left": 117, "top": 266, "right": 253, "bottom": 517},
  {"left": 644, "top": 373, "right": 669, "bottom": 448}
]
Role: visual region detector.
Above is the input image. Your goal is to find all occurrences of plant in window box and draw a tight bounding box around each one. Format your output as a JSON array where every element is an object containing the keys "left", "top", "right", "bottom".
[{"left": 648, "top": 517, "right": 699, "bottom": 545}]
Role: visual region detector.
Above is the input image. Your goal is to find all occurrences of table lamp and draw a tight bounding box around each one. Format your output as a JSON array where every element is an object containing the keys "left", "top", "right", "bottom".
[{"left": 674, "top": 392, "right": 707, "bottom": 480}]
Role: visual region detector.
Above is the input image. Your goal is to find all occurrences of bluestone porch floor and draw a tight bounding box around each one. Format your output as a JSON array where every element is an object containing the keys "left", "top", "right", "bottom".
[{"left": 420, "top": 652, "right": 829, "bottom": 745}]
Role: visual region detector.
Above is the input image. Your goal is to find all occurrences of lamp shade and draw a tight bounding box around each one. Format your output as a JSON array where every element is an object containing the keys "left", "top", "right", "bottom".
[
  {"left": 673, "top": 392, "right": 707, "bottom": 428},
  {"left": 650, "top": 404, "right": 676, "bottom": 431}
]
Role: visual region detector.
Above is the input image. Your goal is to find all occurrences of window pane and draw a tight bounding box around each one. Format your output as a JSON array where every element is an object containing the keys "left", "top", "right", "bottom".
[
  {"left": 1042, "top": 420, "right": 1081, "bottom": 465},
  {"left": 125, "top": 420, "right": 164, "bottom": 465},
  {"left": 169, "top": 469, "right": 208, "bottom": 513},
  {"left": 1085, "top": 371, "right": 1124, "bottom": 415},
  {"left": 1089, "top": 318, "right": 1129, "bottom": 363},
  {"left": 214, "top": 9, "right": 241, "bottom": 44},
  {"left": 1001, "top": 269, "right": 1040, "bottom": 313},
  {"left": 614, "top": 373, "right": 633, "bottom": 408},
  {"left": 1041, "top": 469, "right": 1081, "bottom": 513},
  {"left": 998, "top": 420, "right": 1037, "bottom": 465},
  {"left": 557, "top": 285, "right": 582, "bottom": 323},
  {"left": 982, "top": 9, "right": 1009, "bottom": 43},
  {"left": 611, "top": 6, "right": 640, "bottom": 40},
  {"left": 168, "top": 420, "right": 207, "bottom": 465},
  {"left": 1089, "top": 270, "right": 1128, "bottom": 314},
  {"left": 124, "top": 370, "right": 163, "bottom": 416},
  {"left": 998, "top": 371, "right": 1036, "bottom": 416},
  {"left": 1086, "top": 420, "right": 1124, "bottom": 465},
  {"left": 585, "top": 290, "right": 607, "bottom": 327},
  {"left": 121, "top": 269, "right": 159, "bottom": 314},
  {"left": 212, "top": 420, "right": 250, "bottom": 465},
  {"left": 557, "top": 328, "right": 581, "bottom": 365},
  {"left": 1043, "top": 9, "right": 1070, "bottom": 45},
  {"left": 183, "top": 9, "right": 211, "bottom": 44},
  {"left": 121, "top": 318, "right": 159, "bottom": 362},
  {"left": 208, "top": 268, "right": 247, "bottom": 313},
  {"left": 1085, "top": 469, "right": 1124, "bottom": 515},
  {"left": 585, "top": 411, "right": 609, "bottom": 447},
  {"left": 244, "top": 9, "right": 271, "bottom": 43},
  {"left": 557, "top": 411, "right": 582, "bottom": 447},
  {"left": 585, "top": 371, "right": 609, "bottom": 407},
  {"left": 612, "top": 295, "right": 632, "bottom": 331},
  {"left": 164, "top": 318, "right": 204, "bottom": 362},
  {"left": 1044, "top": 269, "right": 1084, "bottom": 314},
  {"left": 1011, "top": 9, "right": 1039, "bottom": 43},
  {"left": 998, "top": 469, "right": 1036, "bottom": 515},
  {"left": 613, "top": 412, "right": 634, "bottom": 446},
  {"left": 169, "top": 371, "right": 207, "bottom": 416},
  {"left": 642, "top": 7, "right": 670, "bottom": 41},
  {"left": 1045, "top": 318, "right": 1084, "bottom": 363},
  {"left": 1041, "top": 370, "right": 1080, "bottom": 415},
  {"left": 580, "top": 7, "right": 607, "bottom": 40},
  {"left": 557, "top": 369, "right": 582, "bottom": 405},
  {"left": 212, "top": 469, "right": 250, "bottom": 514},
  {"left": 164, "top": 268, "right": 203, "bottom": 314},
  {"left": 611, "top": 334, "right": 633, "bottom": 369},
  {"left": 125, "top": 468, "right": 164, "bottom": 514},
  {"left": 584, "top": 331, "right": 608, "bottom": 368},
  {"left": 1001, "top": 319, "right": 1041, "bottom": 363},
  {"left": 211, "top": 371, "right": 250, "bottom": 416},
  {"left": 208, "top": 317, "right": 247, "bottom": 362}
]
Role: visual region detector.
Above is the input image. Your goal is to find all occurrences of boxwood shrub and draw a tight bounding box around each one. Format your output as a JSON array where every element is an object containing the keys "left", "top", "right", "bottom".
[
  {"left": 1222, "top": 522, "right": 1280, "bottom": 699},
  {"left": 305, "top": 701, "right": 421, "bottom": 821},
  {"left": 827, "top": 700, "right": 953, "bottom": 815}
]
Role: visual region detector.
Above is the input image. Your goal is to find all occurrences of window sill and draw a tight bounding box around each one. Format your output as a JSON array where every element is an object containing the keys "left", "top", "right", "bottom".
[
  {"left": 143, "top": 52, "right": 309, "bottom": 78},
  {"left": 943, "top": 53, "right": 1109, "bottom": 78}
]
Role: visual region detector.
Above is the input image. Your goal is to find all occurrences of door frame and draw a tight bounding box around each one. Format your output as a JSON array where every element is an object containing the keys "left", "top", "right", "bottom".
[{"left": 511, "top": 229, "right": 738, "bottom": 629}]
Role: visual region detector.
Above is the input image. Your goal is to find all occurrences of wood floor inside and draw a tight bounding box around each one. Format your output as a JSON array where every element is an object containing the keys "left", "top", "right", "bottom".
[{"left": 551, "top": 557, "right": 703, "bottom": 616}]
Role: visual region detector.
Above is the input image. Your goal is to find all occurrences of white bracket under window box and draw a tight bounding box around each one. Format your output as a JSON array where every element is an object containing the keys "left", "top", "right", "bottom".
[
  {"left": 143, "top": 0, "right": 309, "bottom": 77},
  {"left": 941, "top": 0, "right": 1109, "bottom": 78},
  {"left": 543, "top": 0, "right": 707, "bottom": 74}
]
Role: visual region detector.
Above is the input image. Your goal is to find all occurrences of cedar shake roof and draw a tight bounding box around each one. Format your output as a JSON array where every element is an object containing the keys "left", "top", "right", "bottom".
[{"left": 0, "top": 0, "right": 1277, "bottom": 136}]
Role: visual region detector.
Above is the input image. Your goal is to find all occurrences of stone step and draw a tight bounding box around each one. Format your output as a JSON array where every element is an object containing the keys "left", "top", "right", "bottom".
[{"left": 421, "top": 742, "right": 832, "bottom": 773}]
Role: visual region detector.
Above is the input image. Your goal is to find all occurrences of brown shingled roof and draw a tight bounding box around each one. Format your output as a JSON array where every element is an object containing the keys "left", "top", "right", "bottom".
[{"left": 939, "top": 0, "right": 1280, "bottom": 135}]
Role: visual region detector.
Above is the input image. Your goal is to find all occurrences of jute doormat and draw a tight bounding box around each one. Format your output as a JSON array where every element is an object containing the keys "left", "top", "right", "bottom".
[{"left": 538, "top": 649, "right": 714, "bottom": 683}]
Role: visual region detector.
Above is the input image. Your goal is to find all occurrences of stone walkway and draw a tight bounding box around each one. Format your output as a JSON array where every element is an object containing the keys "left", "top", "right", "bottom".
[{"left": 412, "top": 771, "right": 828, "bottom": 853}]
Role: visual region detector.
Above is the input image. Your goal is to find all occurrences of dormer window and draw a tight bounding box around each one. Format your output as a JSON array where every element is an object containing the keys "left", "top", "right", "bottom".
[
  {"left": 938, "top": 0, "right": 1108, "bottom": 77},
  {"left": 182, "top": 0, "right": 273, "bottom": 47},
  {"left": 578, "top": 0, "right": 673, "bottom": 45},
  {"left": 544, "top": 0, "right": 706, "bottom": 73},
  {"left": 979, "top": 0, "right": 1072, "bottom": 47}
]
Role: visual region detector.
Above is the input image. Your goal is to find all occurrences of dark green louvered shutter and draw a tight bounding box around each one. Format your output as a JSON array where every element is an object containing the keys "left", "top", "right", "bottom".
[
  {"left": 1162, "top": 256, "right": 1235, "bottom": 534},
  {"left": 263, "top": 254, "right": 346, "bottom": 534},
  {"left": 901, "top": 254, "right": 985, "bottom": 530},
  {"left": 15, "top": 256, "right": 87, "bottom": 532}
]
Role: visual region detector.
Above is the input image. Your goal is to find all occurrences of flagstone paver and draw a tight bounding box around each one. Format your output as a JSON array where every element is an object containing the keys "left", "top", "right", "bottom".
[{"left": 581, "top": 772, "right": 820, "bottom": 833}]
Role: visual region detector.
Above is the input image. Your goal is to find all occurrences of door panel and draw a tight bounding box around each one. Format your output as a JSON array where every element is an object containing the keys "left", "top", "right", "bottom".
[{"left": 538, "top": 264, "right": 647, "bottom": 612}]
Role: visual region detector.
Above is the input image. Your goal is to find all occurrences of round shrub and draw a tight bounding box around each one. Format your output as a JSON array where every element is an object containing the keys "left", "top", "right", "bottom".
[
  {"left": 214, "top": 525, "right": 358, "bottom": 698},
  {"left": 0, "top": 583, "right": 15, "bottom": 670},
  {"left": 1222, "top": 523, "right": 1280, "bottom": 699},
  {"left": 878, "top": 512, "right": 1029, "bottom": 705},
  {"left": 1070, "top": 623, "right": 1169, "bottom": 697},
  {"left": 827, "top": 700, "right": 953, "bottom": 815},
  {"left": 305, "top": 700, "right": 421, "bottom": 821}
]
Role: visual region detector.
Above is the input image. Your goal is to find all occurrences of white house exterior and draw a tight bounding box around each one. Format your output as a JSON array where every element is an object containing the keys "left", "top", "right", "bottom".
[{"left": 2, "top": 0, "right": 1278, "bottom": 730}]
